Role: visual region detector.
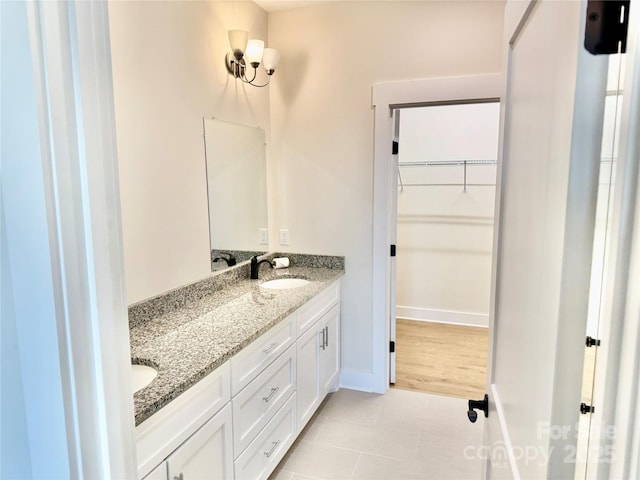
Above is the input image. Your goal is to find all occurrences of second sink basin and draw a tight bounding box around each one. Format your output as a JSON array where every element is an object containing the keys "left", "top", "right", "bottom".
[
  {"left": 132, "top": 363, "right": 157, "bottom": 393},
  {"left": 260, "top": 278, "right": 310, "bottom": 290}
]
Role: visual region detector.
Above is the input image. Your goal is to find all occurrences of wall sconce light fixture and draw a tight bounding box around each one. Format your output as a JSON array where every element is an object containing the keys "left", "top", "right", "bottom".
[{"left": 225, "top": 30, "right": 280, "bottom": 87}]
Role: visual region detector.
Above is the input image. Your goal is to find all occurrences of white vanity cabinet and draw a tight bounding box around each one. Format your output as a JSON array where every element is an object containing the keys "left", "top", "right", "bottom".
[
  {"left": 296, "top": 302, "right": 340, "bottom": 430},
  {"left": 142, "top": 463, "right": 167, "bottom": 480},
  {"left": 230, "top": 316, "right": 297, "bottom": 479},
  {"left": 137, "top": 363, "right": 232, "bottom": 480},
  {"left": 295, "top": 281, "right": 340, "bottom": 431},
  {"left": 234, "top": 393, "right": 297, "bottom": 480},
  {"left": 137, "top": 279, "right": 341, "bottom": 480},
  {"left": 319, "top": 303, "right": 340, "bottom": 397},
  {"left": 165, "top": 404, "right": 234, "bottom": 480},
  {"left": 230, "top": 317, "right": 295, "bottom": 396}
]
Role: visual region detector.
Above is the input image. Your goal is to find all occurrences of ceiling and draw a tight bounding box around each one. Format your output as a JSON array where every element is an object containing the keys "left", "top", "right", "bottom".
[{"left": 253, "top": 0, "right": 327, "bottom": 12}]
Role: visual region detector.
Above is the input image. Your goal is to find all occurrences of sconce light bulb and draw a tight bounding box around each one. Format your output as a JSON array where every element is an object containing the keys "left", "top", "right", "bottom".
[
  {"left": 245, "top": 39, "right": 264, "bottom": 68},
  {"left": 228, "top": 30, "right": 248, "bottom": 60},
  {"left": 262, "top": 48, "right": 280, "bottom": 74}
]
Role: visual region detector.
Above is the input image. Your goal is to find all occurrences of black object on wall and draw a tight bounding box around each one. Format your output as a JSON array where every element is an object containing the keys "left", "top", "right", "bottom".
[{"left": 584, "top": 0, "right": 630, "bottom": 55}]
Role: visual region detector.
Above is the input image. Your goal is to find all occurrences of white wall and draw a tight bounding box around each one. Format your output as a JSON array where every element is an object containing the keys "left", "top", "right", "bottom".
[
  {"left": 396, "top": 103, "right": 499, "bottom": 326},
  {"left": 1, "top": 1, "right": 70, "bottom": 475},
  {"left": 268, "top": 2, "right": 504, "bottom": 387},
  {"left": 109, "top": 1, "right": 272, "bottom": 303},
  {"left": 109, "top": 0, "right": 504, "bottom": 385}
]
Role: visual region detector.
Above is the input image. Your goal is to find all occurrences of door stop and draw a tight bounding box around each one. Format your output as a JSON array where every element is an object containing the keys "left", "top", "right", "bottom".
[{"left": 467, "top": 394, "right": 489, "bottom": 423}]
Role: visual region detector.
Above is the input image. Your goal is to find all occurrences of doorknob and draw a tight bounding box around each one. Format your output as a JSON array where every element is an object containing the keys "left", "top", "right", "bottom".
[{"left": 467, "top": 394, "right": 489, "bottom": 423}]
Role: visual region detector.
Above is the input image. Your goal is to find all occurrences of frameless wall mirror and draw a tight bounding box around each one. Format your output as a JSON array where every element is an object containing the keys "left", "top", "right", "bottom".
[{"left": 203, "top": 118, "right": 268, "bottom": 272}]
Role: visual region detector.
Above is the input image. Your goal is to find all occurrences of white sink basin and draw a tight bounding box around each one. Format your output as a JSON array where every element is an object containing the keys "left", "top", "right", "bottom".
[
  {"left": 131, "top": 364, "right": 157, "bottom": 393},
  {"left": 260, "top": 278, "right": 310, "bottom": 290}
]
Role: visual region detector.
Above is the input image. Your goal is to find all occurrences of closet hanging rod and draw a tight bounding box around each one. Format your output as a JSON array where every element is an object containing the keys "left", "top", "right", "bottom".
[
  {"left": 400, "top": 183, "right": 496, "bottom": 188},
  {"left": 398, "top": 159, "right": 497, "bottom": 167}
]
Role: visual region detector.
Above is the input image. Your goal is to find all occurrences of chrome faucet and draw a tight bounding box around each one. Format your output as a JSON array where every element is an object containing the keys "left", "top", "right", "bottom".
[{"left": 250, "top": 255, "right": 275, "bottom": 279}]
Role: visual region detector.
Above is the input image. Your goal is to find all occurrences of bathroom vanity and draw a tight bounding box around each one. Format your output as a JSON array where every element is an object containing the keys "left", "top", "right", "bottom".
[{"left": 129, "top": 254, "right": 344, "bottom": 480}]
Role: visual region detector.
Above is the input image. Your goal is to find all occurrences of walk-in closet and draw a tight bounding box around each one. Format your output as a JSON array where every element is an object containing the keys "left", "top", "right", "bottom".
[{"left": 391, "top": 102, "right": 500, "bottom": 399}]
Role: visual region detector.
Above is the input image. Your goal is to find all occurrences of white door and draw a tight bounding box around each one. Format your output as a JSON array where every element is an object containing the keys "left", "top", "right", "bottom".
[
  {"left": 483, "top": 1, "right": 608, "bottom": 478},
  {"left": 389, "top": 108, "right": 401, "bottom": 384}
]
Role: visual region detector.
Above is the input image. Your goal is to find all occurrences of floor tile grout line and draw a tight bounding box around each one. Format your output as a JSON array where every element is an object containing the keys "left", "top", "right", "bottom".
[
  {"left": 320, "top": 414, "right": 428, "bottom": 439},
  {"left": 305, "top": 439, "right": 370, "bottom": 456},
  {"left": 281, "top": 389, "right": 484, "bottom": 480},
  {"left": 348, "top": 452, "right": 362, "bottom": 480}
]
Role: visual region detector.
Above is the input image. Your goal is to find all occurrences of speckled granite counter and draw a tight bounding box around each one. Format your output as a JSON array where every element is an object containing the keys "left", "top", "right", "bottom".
[{"left": 129, "top": 253, "right": 344, "bottom": 426}]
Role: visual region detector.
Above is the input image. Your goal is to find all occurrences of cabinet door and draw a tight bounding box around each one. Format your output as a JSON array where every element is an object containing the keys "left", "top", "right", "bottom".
[
  {"left": 142, "top": 462, "right": 167, "bottom": 480},
  {"left": 319, "top": 304, "right": 340, "bottom": 397},
  {"left": 166, "top": 403, "right": 233, "bottom": 480},
  {"left": 296, "top": 322, "right": 322, "bottom": 431}
]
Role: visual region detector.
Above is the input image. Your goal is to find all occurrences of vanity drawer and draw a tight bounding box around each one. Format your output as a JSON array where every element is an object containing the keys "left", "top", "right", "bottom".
[
  {"left": 233, "top": 344, "right": 296, "bottom": 456},
  {"left": 234, "top": 393, "right": 297, "bottom": 480},
  {"left": 231, "top": 315, "right": 295, "bottom": 395},
  {"left": 295, "top": 280, "right": 340, "bottom": 338},
  {"left": 135, "top": 362, "right": 230, "bottom": 479}
]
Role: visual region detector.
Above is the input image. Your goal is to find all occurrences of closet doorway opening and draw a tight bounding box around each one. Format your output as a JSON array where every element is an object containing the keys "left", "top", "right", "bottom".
[{"left": 390, "top": 101, "right": 500, "bottom": 400}]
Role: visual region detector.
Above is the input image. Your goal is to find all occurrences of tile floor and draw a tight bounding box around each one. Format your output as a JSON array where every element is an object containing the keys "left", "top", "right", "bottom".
[{"left": 270, "top": 388, "right": 485, "bottom": 480}]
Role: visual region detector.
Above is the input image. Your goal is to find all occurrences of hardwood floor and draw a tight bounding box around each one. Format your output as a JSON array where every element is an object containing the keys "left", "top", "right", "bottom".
[{"left": 393, "top": 319, "right": 488, "bottom": 399}]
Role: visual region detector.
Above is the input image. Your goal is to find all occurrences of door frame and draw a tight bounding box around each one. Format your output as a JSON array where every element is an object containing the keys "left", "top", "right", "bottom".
[
  {"left": 24, "top": 1, "right": 137, "bottom": 477},
  {"left": 371, "top": 74, "right": 501, "bottom": 393},
  {"left": 590, "top": 2, "right": 640, "bottom": 476}
]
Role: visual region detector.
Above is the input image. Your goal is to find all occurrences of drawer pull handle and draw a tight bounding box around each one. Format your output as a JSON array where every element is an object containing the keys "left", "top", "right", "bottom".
[
  {"left": 263, "top": 342, "right": 279, "bottom": 354},
  {"left": 174, "top": 474, "right": 184, "bottom": 480},
  {"left": 325, "top": 326, "right": 329, "bottom": 348},
  {"left": 320, "top": 329, "right": 325, "bottom": 351},
  {"left": 264, "top": 440, "right": 280, "bottom": 458},
  {"left": 262, "top": 386, "right": 279, "bottom": 403}
]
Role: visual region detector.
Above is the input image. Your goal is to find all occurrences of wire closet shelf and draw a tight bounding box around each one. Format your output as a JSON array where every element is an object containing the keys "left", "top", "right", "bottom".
[{"left": 397, "top": 159, "right": 497, "bottom": 192}]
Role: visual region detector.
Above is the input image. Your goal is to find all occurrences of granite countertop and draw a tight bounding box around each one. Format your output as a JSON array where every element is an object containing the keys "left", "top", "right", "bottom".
[{"left": 129, "top": 255, "right": 344, "bottom": 426}]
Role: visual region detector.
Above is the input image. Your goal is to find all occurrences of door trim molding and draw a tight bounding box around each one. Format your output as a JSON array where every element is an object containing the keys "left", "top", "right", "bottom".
[
  {"left": 489, "top": 384, "right": 520, "bottom": 479},
  {"left": 371, "top": 74, "right": 501, "bottom": 393},
  {"left": 592, "top": 3, "right": 640, "bottom": 476},
  {"left": 26, "top": 1, "right": 136, "bottom": 477}
]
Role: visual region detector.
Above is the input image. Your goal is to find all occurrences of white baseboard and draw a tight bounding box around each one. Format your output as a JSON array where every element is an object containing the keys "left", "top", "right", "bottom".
[
  {"left": 396, "top": 306, "right": 489, "bottom": 328},
  {"left": 339, "top": 369, "right": 374, "bottom": 392}
]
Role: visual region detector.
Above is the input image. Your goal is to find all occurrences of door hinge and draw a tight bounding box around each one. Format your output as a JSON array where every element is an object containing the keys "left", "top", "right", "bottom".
[
  {"left": 390, "top": 244, "right": 396, "bottom": 257},
  {"left": 580, "top": 403, "right": 595, "bottom": 415},
  {"left": 584, "top": 0, "right": 630, "bottom": 55},
  {"left": 392, "top": 141, "right": 399, "bottom": 155},
  {"left": 390, "top": 341, "right": 395, "bottom": 353},
  {"left": 586, "top": 336, "right": 601, "bottom": 347}
]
